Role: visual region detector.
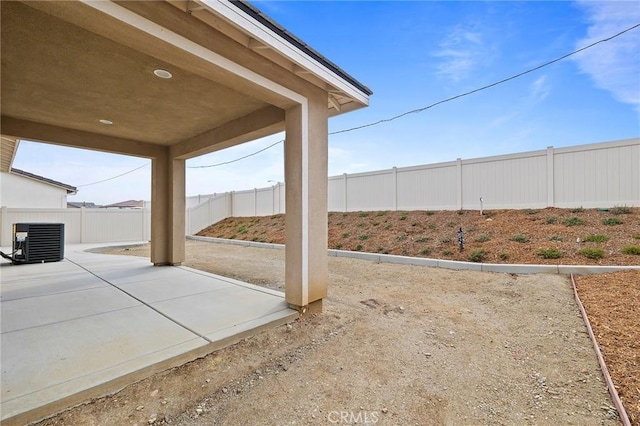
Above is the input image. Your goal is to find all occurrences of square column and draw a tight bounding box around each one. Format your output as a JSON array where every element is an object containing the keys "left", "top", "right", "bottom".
[
  {"left": 150, "top": 148, "right": 185, "bottom": 266},
  {"left": 284, "top": 91, "right": 328, "bottom": 311}
]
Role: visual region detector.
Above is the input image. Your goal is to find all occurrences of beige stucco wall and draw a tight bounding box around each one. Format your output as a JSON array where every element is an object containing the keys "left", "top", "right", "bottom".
[{"left": 0, "top": 172, "right": 69, "bottom": 208}]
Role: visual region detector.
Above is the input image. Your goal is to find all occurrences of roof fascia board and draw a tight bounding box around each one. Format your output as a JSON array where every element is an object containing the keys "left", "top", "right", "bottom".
[
  {"left": 196, "top": 0, "right": 370, "bottom": 106},
  {"left": 9, "top": 169, "right": 77, "bottom": 194}
]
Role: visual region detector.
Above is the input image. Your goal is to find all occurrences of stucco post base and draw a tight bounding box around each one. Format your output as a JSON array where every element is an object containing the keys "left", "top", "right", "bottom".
[{"left": 289, "top": 299, "right": 323, "bottom": 316}]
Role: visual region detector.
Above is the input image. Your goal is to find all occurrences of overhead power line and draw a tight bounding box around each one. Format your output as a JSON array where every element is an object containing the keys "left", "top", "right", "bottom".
[
  {"left": 189, "top": 22, "right": 639, "bottom": 168},
  {"left": 77, "top": 162, "right": 149, "bottom": 187}
]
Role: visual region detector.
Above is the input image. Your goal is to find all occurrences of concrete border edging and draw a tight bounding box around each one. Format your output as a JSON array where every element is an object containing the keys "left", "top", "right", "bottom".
[
  {"left": 570, "top": 275, "right": 632, "bottom": 426},
  {"left": 187, "top": 236, "right": 640, "bottom": 275}
]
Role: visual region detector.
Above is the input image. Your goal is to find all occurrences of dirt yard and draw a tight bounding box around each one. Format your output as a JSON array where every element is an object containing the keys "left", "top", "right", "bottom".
[{"left": 36, "top": 238, "right": 638, "bottom": 426}]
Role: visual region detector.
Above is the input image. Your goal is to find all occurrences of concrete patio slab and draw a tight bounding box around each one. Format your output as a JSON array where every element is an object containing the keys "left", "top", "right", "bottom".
[{"left": 0, "top": 243, "right": 297, "bottom": 425}]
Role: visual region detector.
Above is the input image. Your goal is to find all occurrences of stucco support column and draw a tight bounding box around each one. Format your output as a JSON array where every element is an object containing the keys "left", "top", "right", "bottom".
[
  {"left": 284, "top": 92, "right": 328, "bottom": 312},
  {"left": 151, "top": 148, "right": 185, "bottom": 266}
]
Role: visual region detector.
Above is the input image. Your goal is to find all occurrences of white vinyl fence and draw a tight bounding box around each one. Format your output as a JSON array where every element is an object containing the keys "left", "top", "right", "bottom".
[
  {"left": 2, "top": 138, "right": 638, "bottom": 243},
  {"left": 0, "top": 207, "right": 150, "bottom": 247}
]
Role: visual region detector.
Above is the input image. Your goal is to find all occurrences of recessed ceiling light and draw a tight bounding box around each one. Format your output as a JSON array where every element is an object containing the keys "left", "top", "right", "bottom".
[
  {"left": 99, "top": 119, "right": 113, "bottom": 125},
  {"left": 153, "top": 69, "right": 172, "bottom": 79}
]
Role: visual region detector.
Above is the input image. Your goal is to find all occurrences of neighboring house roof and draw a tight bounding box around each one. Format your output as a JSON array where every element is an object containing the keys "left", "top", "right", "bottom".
[
  {"left": 67, "top": 201, "right": 101, "bottom": 208},
  {"left": 10, "top": 168, "right": 77, "bottom": 194},
  {"left": 103, "top": 200, "right": 145, "bottom": 209}
]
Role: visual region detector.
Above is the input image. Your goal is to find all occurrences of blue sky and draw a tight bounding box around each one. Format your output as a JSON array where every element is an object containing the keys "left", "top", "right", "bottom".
[{"left": 12, "top": 1, "right": 640, "bottom": 205}]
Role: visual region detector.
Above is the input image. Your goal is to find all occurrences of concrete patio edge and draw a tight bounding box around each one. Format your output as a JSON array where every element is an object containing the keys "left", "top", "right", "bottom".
[{"left": 186, "top": 235, "right": 640, "bottom": 275}]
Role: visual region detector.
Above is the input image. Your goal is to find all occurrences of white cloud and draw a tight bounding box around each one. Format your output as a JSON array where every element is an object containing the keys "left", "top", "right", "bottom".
[
  {"left": 573, "top": 1, "right": 640, "bottom": 110},
  {"left": 530, "top": 75, "right": 551, "bottom": 104},
  {"left": 432, "top": 25, "right": 486, "bottom": 81}
]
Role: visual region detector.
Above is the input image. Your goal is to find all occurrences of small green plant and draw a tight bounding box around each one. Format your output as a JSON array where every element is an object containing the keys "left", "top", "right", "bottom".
[
  {"left": 358, "top": 234, "right": 369, "bottom": 241},
  {"left": 425, "top": 211, "right": 435, "bottom": 216},
  {"left": 415, "top": 236, "right": 430, "bottom": 243},
  {"left": 510, "top": 234, "right": 529, "bottom": 243},
  {"left": 570, "top": 206, "right": 585, "bottom": 213},
  {"left": 354, "top": 244, "right": 363, "bottom": 251},
  {"left": 611, "top": 205, "right": 632, "bottom": 215},
  {"left": 446, "top": 221, "right": 455, "bottom": 228},
  {"left": 525, "top": 209, "right": 539, "bottom": 215},
  {"left": 441, "top": 236, "right": 452, "bottom": 243},
  {"left": 376, "top": 211, "right": 386, "bottom": 217},
  {"left": 584, "top": 234, "right": 609, "bottom": 243},
  {"left": 621, "top": 245, "right": 640, "bottom": 255},
  {"left": 396, "top": 235, "right": 407, "bottom": 242},
  {"left": 372, "top": 221, "right": 379, "bottom": 226},
  {"left": 602, "top": 217, "right": 622, "bottom": 226},
  {"left": 634, "top": 234, "right": 640, "bottom": 240},
  {"left": 357, "top": 222, "right": 366, "bottom": 227},
  {"left": 237, "top": 226, "right": 247, "bottom": 234},
  {"left": 420, "top": 248, "right": 431, "bottom": 256},
  {"left": 229, "top": 234, "right": 237, "bottom": 240},
  {"left": 546, "top": 216, "right": 558, "bottom": 224},
  {"left": 333, "top": 243, "right": 343, "bottom": 250},
  {"left": 475, "top": 234, "right": 490, "bottom": 243},
  {"left": 499, "top": 252, "right": 509, "bottom": 261},
  {"left": 563, "top": 217, "right": 585, "bottom": 226},
  {"left": 399, "top": 212, "right": 408, "bottom": 220},
  {"left": 443, "top": 249, "right": 453, "bottom": 256},
  {"left": 341, "top": 232, "right": 349, "bottom": 238},
  {"left": 428, "top": 223, "right": 436, "bottom": 230},
  {"left": 579, "top": 247, "right": 604, "bottom": 259},
  {"left": 537, "top": 248, "right": 563, "bottom": 259},
  {"left": 359, "top": 212, "right": 369, "bottom": 217},
  {"left": 549, "top": 235, "right": 564, "bottom": 242},
  {"left": 468, "top": 249, "right": 486, "bottom": 263}
]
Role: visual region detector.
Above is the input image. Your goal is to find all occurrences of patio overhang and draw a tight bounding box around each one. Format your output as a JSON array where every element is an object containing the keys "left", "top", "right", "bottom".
[{"left": 1, "top": 1, "right": 371, "bottom": 310}]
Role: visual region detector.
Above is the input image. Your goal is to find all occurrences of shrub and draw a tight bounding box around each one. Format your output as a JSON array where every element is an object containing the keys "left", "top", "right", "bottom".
[
  {"left": 428, "top": 223, "right": 436, "bottom": 230},
  {"left": 549, "top": 235, "right": 564, "bottom": 242},
  {"left": 396, "top": 235, "right": 407, "bottom": 242},
  {"left": 399, "top": 212, "right": 408, "bottom": 220},
  {"left": 546, "top": 216, "right": 557, "bottom": 224},
  {"left": 415, "top": 236, "right": 430, "bottom": 243},
  {"left": 441, "top": 236, "right": 452, "bottom": 243},
  {"left": 499, "top": 252, "right": 509, "bottom": 261},
  {"left": 583, "top": 234, "right": 609, "bottom": 243},
  {"left": 376, "top": 211, "right": 386, "bottom": 217},
  {"left": 469, "top": 249, "right": 486, "bottom": 263},
  {"left": 425, "top": 211, "right": 435, "bottom": 216},
  {"left": 563, "top": 217, "right": 585, "bottom": 226},
  {"left": 443, "top": 250, "right": 453, "bottom": 256},
  {"left": 358, "top": 234, "right": 369, "bottom": 241},
  {"left": 475, "top": 234, "right": 490, "bottom": 243},
  {"left": 570, "top": 206, "right": 584, "bottom": 213},
  {"left": 525, "top": 209, "right": 539, "bottom": 215},
  {"left": 611, "top": 205, "right": 632, "bottom": 215},
  {"left": 333, "top": 243, "right": 343, "bottom": 250},
  {"left": 341, "top": 233, "right": 349, "bottom": 238},
  {"left": 420, "top": 248, "right": 431, "bottom": 256},
  {"left": 602, "top": 217, "right": 622, "bottom": 226},
  {"left": 635, "top": 234, "right": 640, "bottom": 240},
  {"left": 372, "top": 222, "right": 380, "bottom": 226},
  {"left": 579, "top": 248, "right": 604, "bottom": 259},
  {"left": 621, "top": 245, "right": 640, "bottom": 255},
  {"left": 510, "top": 234, "right": 529, "bottom": 243},
  {"left": 238, "top": 226, "right": 247, "bottom": 234},
  {"left": 229, "top": 234, "right": 237, "bottom": 240},
  {"left": 537, "top": 248, "right": 563, "bottom": 259},
  {"left": 354, "top": 244, "right": 363, "bottom": 251},
  {"left": 359, "top": 212, "right": 369, "bottom": 217},
  {"left": 357, "top": 222, "right": 366, "bottom": 227}
]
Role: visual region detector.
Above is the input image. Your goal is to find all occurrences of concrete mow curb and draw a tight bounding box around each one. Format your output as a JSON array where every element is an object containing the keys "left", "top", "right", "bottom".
[{"left": 187, "top": 236, "right": 640, "bottom": 275}]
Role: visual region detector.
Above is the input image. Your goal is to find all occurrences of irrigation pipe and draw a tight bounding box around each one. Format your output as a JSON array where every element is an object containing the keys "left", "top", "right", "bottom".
[{"left": 570, "top": 274, "right": 631, "bottom": 426}]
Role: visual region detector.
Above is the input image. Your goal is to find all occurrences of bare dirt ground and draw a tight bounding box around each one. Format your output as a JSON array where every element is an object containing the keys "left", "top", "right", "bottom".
[
  {"left": 35, "top": 238, "right": 636, "bottom": 426},
  {"left": 199, "top": 207, "right": 640, "bottom": 265}
]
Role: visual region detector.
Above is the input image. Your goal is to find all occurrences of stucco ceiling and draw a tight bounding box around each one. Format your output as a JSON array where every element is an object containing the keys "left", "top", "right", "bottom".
[{"left": 1, "top": 1, "right": 271, "bottom": 146}]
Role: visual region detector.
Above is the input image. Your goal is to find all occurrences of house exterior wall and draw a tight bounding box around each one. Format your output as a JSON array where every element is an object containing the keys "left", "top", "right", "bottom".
[{"left": 0, "top": 172, "right": 69, "bottom": 208}]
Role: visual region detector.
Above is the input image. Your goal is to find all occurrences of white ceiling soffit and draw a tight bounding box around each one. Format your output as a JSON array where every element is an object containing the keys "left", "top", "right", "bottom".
[{"left": 194, "top": 0, "right": 370, "bottom": 106}]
